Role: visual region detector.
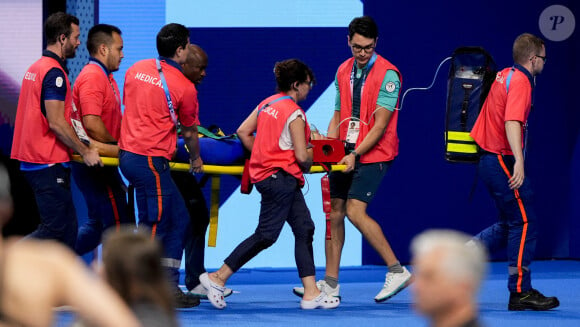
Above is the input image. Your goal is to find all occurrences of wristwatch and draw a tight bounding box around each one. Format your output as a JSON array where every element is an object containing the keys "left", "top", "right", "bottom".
[{"left": 350, "top": 150, "right": 360, "bottom": 159}]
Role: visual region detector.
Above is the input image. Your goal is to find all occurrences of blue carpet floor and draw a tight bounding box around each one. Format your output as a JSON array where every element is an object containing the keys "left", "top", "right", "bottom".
[{"left": 56, "top": 260, "right": 580, "bottom": 326}]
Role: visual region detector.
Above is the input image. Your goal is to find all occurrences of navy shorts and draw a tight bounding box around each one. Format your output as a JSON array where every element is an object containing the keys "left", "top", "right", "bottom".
[{"left": 329, "top": 161, "right": 392, "bottom": 203}]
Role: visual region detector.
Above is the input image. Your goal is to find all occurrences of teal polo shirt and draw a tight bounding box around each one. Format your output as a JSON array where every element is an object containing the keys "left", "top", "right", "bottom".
[{"left": 334, "top": 65, "right": 400, "bottom": 114}]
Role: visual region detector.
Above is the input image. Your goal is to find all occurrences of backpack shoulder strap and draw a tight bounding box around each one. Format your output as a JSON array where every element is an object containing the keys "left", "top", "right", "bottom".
[{"left": 506, "top": 67, "right": 516, "bottom": 93}]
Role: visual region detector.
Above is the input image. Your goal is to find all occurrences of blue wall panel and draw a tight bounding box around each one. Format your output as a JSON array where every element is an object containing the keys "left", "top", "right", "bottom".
[
  {"left": 362, "top": 0, "right": 579, "bottom": 264},
  {"left": 190, "top": 27, "right": 350, "bottom": 201}
]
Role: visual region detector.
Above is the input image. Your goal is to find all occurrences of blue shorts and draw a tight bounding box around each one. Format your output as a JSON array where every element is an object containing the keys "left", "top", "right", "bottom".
[{"left": 329, "top": 161, "right": 392, "bottom": 203}]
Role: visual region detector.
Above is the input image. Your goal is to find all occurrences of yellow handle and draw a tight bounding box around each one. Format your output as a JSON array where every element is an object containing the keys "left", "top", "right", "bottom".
[{"left": 71, "top": 155, "right": 346, "bottom": 175}]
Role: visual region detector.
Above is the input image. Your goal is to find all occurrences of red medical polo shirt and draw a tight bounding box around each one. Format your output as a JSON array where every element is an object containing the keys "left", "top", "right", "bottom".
[
  {"left": 471, "top": 66, "right": 533, "bottom": 155},
  {"left": 73, "top": 59, "right": 122, "bottom": 140},
  {"left": 120, "top": 58, "right": 198, "bottom": 160}
]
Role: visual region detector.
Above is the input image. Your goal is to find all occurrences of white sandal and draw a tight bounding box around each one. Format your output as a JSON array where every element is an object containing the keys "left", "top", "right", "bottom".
[
  {"left": 300, "top": 292, "right": 340, "bottom": 309},
  {"left": 199, "top": 272, "right": 227, "bottom": 309}
]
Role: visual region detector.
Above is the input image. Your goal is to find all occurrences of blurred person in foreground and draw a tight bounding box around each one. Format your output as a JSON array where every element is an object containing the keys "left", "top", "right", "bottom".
[
  {"left": 0, "top": 163, "right": 140, "bottom": 327},
  {"left": 101, "top": 228, "right": 178, "bottom": 327},
  {"left": 411, "top": 229, "right": 488, "bottom": 327}
]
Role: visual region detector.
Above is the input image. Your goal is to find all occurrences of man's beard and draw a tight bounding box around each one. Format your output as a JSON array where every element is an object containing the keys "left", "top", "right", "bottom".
[
  {"left": 107, "top": 57, "right": 120, "bottom": 72},
  {"left": 64, "top": 43, "right": 77, "bottom": 59}
]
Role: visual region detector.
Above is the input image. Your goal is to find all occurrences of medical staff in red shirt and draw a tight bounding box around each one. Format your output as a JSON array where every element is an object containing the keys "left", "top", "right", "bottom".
[
  {"left": 199, "top": 59, "right": 339, "bottom": 310},
  {"left": 71, "top": 24, "right": 131, "bottom": 256},
  {"left": 118, "top": 23, "right": 201, "bottom": 308},
  {"left": 11, "top": 12, "right": 102, "bottom": 249},
  {"left": 294, "top": 16, "right": 411, "bottom": 303},
  {"left": 470, "top": 33, "right": 559, "bottom": 311}
]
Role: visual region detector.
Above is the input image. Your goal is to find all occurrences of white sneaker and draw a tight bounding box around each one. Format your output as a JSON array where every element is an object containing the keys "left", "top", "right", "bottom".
[
  {"left": 292, "top": 280, "right": 341, "bottom": 299},
  {"left": 188, "top": 283, "right": 233, "bottom": 299},
  {"left": 300, "top": 292, "right": 340, "bottom": 309},
  {"left": 374, "top": 267, "right": 412, "bottom": 302}
]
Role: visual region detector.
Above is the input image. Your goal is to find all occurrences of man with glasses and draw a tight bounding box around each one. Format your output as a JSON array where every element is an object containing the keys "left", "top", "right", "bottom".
[
  {"left": 293, "top": 15, "right": 412, "bottom": 303},
  {"left": 470, "top": 33, "right": 559, "bottom": 311}
]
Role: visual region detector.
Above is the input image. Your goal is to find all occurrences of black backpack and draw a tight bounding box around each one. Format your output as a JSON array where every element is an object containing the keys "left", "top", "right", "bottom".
[{"left": 445, "top": 47, "right": 497, "bottom": 163}]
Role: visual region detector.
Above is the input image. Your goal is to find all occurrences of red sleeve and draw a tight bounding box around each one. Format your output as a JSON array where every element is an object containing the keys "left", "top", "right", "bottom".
[
  {"left": 77, "top": 71, "right": 107, "bottom": 117},
  {"left": 504, "top": 76, "right": 531, "bottom": 123},
  {"left": 178, "top": 83, "right": 198, "bottom": 127}
]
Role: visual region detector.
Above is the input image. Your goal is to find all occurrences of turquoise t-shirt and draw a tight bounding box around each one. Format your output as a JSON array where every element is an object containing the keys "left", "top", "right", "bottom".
[{"left": 334, "top": 68, "right": 400, "bottom": 112}]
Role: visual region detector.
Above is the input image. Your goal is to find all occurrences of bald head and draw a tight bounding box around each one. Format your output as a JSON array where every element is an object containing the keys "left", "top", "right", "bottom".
[
  {"left": 189, "top": 44, "right": 207, "bottom": 62},
  {"left": 182, "top": 44, "right": 208, "bottom": 84}
]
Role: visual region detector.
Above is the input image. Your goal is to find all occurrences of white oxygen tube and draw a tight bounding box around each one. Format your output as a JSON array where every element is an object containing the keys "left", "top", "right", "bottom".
[{"left": 322, "top": 56, "right": 452, "bottom": 137}]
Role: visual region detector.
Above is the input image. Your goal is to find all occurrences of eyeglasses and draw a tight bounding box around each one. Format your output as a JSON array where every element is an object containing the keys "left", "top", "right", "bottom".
[
  {"left": 535, "top": 55, "right": 547, "bottom": 63},
  {"left": 303, "top": 80, "right": 314, "bottom": 88},
  {"left": 350, "top": 43, "right": 375, "bottom": 54}
]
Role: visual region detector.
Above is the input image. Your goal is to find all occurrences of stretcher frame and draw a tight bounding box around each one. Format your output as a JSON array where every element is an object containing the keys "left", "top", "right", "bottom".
[{"left": 72, "top": 155, "right": 345, "bottom": 247}]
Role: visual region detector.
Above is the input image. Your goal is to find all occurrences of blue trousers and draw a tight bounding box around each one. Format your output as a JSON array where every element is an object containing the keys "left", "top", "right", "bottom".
[
  {"left": 72, "top": 162, "right": 131, "bottom": 255},
  {"left": 475, "top": 153, "right": 538, "bottom": 293},
  {"left": 171, "top": 170, "right": 210, "bottom": 291},
  {"left": 24, "top": 163, "right": 77, "bottom": 249},
  {"left": 224, "top": 171, "right": 315, "bottom": 278},
  {"left": 119, "top": 150, "right": 189, "bottom": 286}
]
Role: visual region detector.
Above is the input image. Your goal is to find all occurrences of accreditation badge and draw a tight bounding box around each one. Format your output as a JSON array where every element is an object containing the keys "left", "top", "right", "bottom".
[
  {"left": 345, "top": 120, "right": 360, "bottom": 144},
  {"left": 70, "top": 102, "right": 90, "bottom": 145}
]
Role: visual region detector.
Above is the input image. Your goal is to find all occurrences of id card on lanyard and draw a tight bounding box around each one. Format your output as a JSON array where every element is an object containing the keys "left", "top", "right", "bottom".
[
  {"left": 346, "top": 121, "right": 360, "bottom": 144},
  {"left": 347, "top": 53, "right": 376, "bottom": 145},
  {"left": 70, "top": 101, "right": 90, "bottom": 145}
]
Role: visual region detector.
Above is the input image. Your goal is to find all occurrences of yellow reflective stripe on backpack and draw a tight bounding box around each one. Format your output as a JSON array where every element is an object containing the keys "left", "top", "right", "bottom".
[
  {"left": 446, "top": 131, "right": 475, "bottom": 142},
  {"left": 446, "top": 142, "right": 478, "bottom": 154},
  {"left": 446, "top": 131, "right": 478, "bottom": 153}
]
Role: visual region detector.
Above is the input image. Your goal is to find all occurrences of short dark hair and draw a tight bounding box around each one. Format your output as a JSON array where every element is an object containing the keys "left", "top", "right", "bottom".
[
  {"left": 273, "top": 59, "right": 315, "bottom": 93},
  {"left": 156, "top": 23, "right": 189, "bottom": 57},
  {"left": 348, "top": 16, "right": 378, "bottom": 40},
  {"left": 44, "top": 12, "right": 80, "bottom": 45},
  {"left": 512, "top": 33, "right": 545, "bottom": 65},
  {"left": 87, "top": 24, "right": 122, "bottom": 55}
]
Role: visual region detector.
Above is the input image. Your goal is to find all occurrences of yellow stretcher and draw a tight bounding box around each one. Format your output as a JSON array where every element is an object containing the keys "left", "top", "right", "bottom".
[{"left": 72, "top": 155, "right": 345, "bottom": 247}]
